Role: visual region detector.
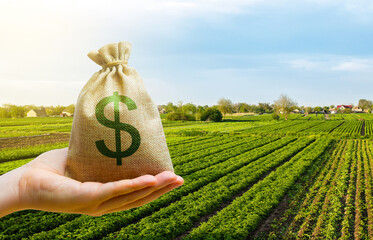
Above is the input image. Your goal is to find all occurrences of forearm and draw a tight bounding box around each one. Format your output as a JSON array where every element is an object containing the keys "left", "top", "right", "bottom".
[{"left": 0, "top": 167, "right": 24, "bottom": 217}]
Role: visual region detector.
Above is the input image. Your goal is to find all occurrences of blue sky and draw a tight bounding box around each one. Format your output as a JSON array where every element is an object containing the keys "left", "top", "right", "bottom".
[{"left": 0, "top": 0, "right": 372, "bottom": 107}]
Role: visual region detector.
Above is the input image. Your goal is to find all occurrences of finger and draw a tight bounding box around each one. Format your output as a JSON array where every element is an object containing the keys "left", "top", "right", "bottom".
[
  {"left": 119, "top": 176, "right": 184, "bottom": 210},
  {"left": 102, "top": 179, "right": 183, "bottom": 214},
  {"left": 96, "top": 175, "right": 158, "bottom": 202},
  {"left": 96, "top": 173, "right": 178, "bottom": 212}
]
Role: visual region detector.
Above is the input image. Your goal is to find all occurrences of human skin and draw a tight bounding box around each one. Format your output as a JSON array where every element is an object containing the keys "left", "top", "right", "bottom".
[{"left": 0, "top": 148, "right": 183, "bottom": 217}]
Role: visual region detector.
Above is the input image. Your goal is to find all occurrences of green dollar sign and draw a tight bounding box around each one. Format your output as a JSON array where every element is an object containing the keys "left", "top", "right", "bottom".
[{"left": 95, "top": 92, "right": 141, "bottom": 165}]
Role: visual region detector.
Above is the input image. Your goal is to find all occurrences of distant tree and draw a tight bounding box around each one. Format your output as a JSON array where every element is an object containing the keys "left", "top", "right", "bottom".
[
  {"left": 165, "top": 102, "right": 177, "bottom": 113},
  {"left": 274, "top": 94, "right": 297, "bottom": 120},
  {"left": 166, "top": 112, "right": 195, "bottom": 121},
  {"left": 342, "top": 107, "right": 352, "bottom": 114},
  {"left": 196, "top": 105, "right": 206, "bottom": 113},
  {"left": 233, "top": 103, "right": 240, "bottom": 113},
  {"left": 176, "top": 101, "right": 183, "bottom": 112},
  {"left": 217, "top": 98, "right": 233, "bottom": 117},
  {"left": 195, "top": 105, "right": 206, "bottom": 120},
  {"left": 182, "top": 103, "right": 197, "bottom": 114},
  {"left": 358, "top": 99, "right": 373, "bottom": 111},
  {"left": 0, "top": 107, "right": 10, "bottom": 118},
  {"left": 46, "top": 105, "right": 66, "bottom": 116},
  {"left": 330, "top": 105, "right": 335, "bottom": 109},
  {"left": 323, "top": 106, "right": 329, "bottom": 113},
  {"left": 248, "top": 104, "right": 257, "bottom": 113},
  {"left": 232, "top": 103, "right": 249, "bottom": 113},
  {"left": 232, "top": 103, "right": 240, "bottom": 113},
  {"left": 239, "top": 103, "right": 249, "bottom": 113},
  {"left": 305, "top": 107, "right": 313, "bottom": 114},
  {"left": 314, "top": 106, "right": 322, "bottom": 113},
  {"left": 9, "top": 105, "right": 26, "bottom": 118},
  {"left": 64, "top": 104, "right": 75, "bottom": 115},
  {"left": 258, "top": 103, "right": 273, "bottom": 113},
  {"left": 200, "top": 108, "right": 223, "bottom": 122}
]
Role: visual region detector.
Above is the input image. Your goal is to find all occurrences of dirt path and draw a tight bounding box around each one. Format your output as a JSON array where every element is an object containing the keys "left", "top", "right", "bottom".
[{"left": 0, "top": 133, "right": 70, "bottom": 150}]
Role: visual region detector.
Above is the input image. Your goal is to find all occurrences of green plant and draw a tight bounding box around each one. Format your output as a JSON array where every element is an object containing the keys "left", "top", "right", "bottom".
[
  {"left": 165, "top": 112, "right": 195, "bottom": 121},
  {"left": 200, "top": 108, "right": 223, "bottom": 122},
  {"left": 272, "top": 112, "right": 280, "bottom": 120}
]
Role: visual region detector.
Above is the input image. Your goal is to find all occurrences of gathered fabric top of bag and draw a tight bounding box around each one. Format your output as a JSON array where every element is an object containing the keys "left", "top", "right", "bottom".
[{"left": 87, "top": 41, "right": 132, "bottom": 68}]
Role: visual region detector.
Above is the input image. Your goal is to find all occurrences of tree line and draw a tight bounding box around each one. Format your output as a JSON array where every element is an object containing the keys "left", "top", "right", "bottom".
[
  {"left": 160, "top": 95, "right": 373, "bottom": 122},
  {"left": 0, "top": 104, "right": 75, "bottom": 118},
  {"left": 1, "top": 96, "right": 371, "bottom": 120}
]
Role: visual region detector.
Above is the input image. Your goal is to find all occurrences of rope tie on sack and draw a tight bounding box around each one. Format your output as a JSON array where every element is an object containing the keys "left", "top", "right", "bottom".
[{"left": 103, "top": 60, "right": 128, "bottom": 67}]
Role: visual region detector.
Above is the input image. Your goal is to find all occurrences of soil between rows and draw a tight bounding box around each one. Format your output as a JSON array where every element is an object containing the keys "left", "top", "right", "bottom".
[{"left": 0, "top": 133, "right": 70, "bottom": 150}]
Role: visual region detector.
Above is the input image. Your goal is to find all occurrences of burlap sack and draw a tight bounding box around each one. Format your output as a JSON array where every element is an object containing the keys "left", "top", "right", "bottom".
[{"left": 65, "top": 41, "right": 174, "bottom": 183}]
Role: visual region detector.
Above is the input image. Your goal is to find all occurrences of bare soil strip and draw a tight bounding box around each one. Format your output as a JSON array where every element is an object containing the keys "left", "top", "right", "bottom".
[{"left": 0, "top": 133, "right": 70, "bottom": 150}]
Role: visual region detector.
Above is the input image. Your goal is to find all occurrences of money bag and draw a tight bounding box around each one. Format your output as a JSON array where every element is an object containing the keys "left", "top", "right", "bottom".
[{"left": 65, "top": 41, "right": 174, "bottom": 182}]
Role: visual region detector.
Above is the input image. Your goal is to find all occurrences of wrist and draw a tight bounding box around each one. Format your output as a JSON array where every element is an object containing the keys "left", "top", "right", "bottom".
[{"left": 0, "top": 165, "right": 27, "bottom": 217}]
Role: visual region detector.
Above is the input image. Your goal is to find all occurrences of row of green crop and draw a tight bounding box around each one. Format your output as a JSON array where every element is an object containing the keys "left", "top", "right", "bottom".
[
  {"left": 339, "top": 141, "right": 358, "bottom": 240},
  {"left": 353, "top": 140, "right": 367, "bottom": 239},
  {"left": 184, "top": 138, "right": 332, "bottom": 239},
  {"left": 240, "top": 120, "right": 303, "bottom": 134},
  {"left": 166, "top": 135, "right": 210, "bottom": 147},
  {"left": 169, "top": 135, "right": 240, "bottom": 157},
  {"left": 19, "top": 137, "right": 294, "bottom": 239},
  {"left": 332, "top": 121, "right": 362, "bottom": 136},
  {"left": 285, "top": 139, "right": 348, "bottom": 238},
  {"left": 172, "top": 136, "right": 263, "bottom": 167},
  {"left": 161, "top": 120, "right": 202, "bottom": 128},
  {"left": 102, "top": 138, "right": 315, "bottom": 239},
  {"left": 0, "top": 123, "right": 72, "bottom": 138},
  {"left": 255, "top": 138, "right": 340, "bottom": 239},
  {"left": 329, "top": 113, "right": 373, "bottom": 121},
  {"left": 308, "top": 140, "right": 353, "bottom": 239},
  {"left": 363, "top": 141, "right": 373, "bottom": 239},
  {"left": 0, "top": 117, "right": 73, "bottom": 127},
  {"left": 0, "top": 142, "right": 69, "bottom": 163},
  {"left": 284, "top": 140, "right": 373, "bottom": 239},
  {"left": 302, "top": 120, "right": 343, "bottom": 134},
  {"left": 277, "top": 120, "right": 325, "bottom": 134},
  {"left": 366, "top": 120, "right": 373, "bottom": 136},
  {"left": 164, "top": 121, "right": 271, "bottom": 136},
  {"left": 174, "top": 136, "right": 276, "bottom": 174}
]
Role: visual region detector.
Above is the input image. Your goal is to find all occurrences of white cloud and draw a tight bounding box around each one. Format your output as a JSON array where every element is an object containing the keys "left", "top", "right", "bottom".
[
  {"left": 284, "top": 59, "right": 320, "bottom": 70},
  {"left": 1, "top": 0, "right": 373, "bottom": 106},
  {"left": 331, "top": 59, "right": 373, "bottom": 71},
  {"left": 306, "top": 0, "right": 373, "bottom": 22},
  {"left": 280, "top": 55, "right": 373, "bottom": 73}
]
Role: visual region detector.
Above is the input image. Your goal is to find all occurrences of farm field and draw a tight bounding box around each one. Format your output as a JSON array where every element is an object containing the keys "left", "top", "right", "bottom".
[{"left": 1, "top": 114, "right": 373, "bottom": 239}]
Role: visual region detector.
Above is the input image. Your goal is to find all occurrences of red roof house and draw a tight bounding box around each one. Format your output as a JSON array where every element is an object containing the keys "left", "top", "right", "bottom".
[{"left": 337, "top": 105, "right": 352, "bottom": 109}]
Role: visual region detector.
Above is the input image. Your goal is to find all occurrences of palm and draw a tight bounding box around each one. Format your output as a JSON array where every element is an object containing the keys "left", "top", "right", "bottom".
[{"left": 16, "top": 148, "right": 183, "bottom": 216}]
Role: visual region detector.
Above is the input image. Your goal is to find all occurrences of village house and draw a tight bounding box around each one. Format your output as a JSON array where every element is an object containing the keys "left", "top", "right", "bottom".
[
  {"left": 26, "top": 108, "right": 47, "bottom": 117},
  {"left": 60, "top": 105, "right": 75, "bottom": 117},
  {"left": 352, "top": 106, "right": 364, "bottom": 113},
  {"left": 336, "top": 105, "right": 352, "bottom": 110},
  {"left": 60, "top": 111, "right": 73, "bottom": 117},
  {"left": 157, "top": 106, "right": 167, "bottom": 114},
  {"left": 329, "top": 108, "right": 337, "bottom": 114},
  {"left": 291, "top": 109, "right": 300, "bottom": 114}
]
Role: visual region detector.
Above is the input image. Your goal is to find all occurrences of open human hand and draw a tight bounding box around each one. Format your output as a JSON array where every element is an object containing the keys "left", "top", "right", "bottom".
[{"left": 0, "top": 148, "right": 183, "bottom": 217}]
